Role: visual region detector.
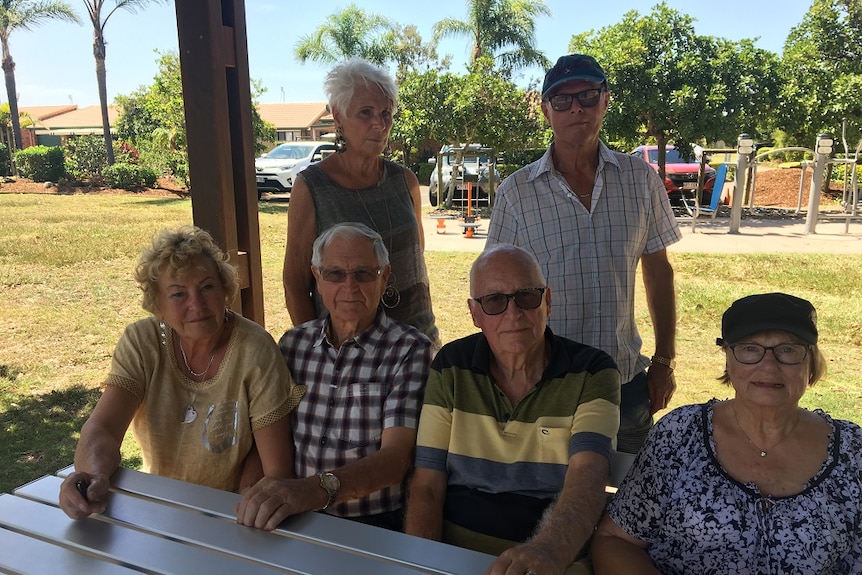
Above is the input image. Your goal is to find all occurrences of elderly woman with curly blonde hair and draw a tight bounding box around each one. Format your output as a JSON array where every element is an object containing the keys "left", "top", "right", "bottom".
[{"left": 60, "top": 226, "right": 304, "bottom": 521}]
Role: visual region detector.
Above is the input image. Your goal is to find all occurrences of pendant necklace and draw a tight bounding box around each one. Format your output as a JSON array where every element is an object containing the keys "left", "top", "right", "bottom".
[
  {"left": 731, "top": 402, "right": 800, "bottom": 457},
  {"left": 179, "top": 340, "right": 216, "bottom": 379},
  {"left": 182, "top": 392, "right": 198, "bottom": 424},
  {"left": 354, "top": 162, "right": 400, "bottom": 309}
]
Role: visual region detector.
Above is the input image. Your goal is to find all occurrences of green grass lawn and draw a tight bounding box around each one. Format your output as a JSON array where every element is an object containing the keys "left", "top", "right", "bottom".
[{"left": 1, "top": 193, "right": 861, "bottom": 493}]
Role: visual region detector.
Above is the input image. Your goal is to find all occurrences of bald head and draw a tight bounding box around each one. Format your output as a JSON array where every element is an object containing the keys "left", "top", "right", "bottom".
[{"left": 470, "top": 245, "right": 546, "bottom": 298}]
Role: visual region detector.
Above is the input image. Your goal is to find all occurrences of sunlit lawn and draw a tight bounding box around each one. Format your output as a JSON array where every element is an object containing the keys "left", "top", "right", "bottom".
[{"left": 1, "top": 193, "right": 861, "bottom": 493}]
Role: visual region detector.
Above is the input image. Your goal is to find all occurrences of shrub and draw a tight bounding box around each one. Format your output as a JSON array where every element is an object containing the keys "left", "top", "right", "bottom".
[
  {"left": 416, "top": 162, "right": 434, "bottom": 185},
  {"left": 103, "top": 162, "right": 158, "bottom": 190},
  {"left": 14, "top": 146, "right": 65, "bottom": 182},
  {"left": 65, "top": 135, "right": 108, "bottom": 181},
  {"left": 0, "top": 141, "right": 9, "bottom": 176}
]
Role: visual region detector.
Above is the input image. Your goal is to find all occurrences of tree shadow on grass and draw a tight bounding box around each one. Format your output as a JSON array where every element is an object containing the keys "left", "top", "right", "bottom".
[{"left": 0, "top": 380, "right": 140, "bottom": 493}]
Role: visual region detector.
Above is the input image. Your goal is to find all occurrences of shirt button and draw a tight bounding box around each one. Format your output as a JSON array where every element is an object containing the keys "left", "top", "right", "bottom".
[{"left": 320, "top": 437, "right": 327, "bottom": 445}]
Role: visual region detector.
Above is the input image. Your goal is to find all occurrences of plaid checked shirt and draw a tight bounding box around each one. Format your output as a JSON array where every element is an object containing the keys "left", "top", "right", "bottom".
[
  {"left": 486, "top": 142, "right": 682, "bottom": 383},
  {"left": 278, "top": 309, "right": 431, "bottom": 518}
]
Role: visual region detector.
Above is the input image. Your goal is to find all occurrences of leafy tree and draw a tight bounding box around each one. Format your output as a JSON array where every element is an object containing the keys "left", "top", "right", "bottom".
[
  {"left": 433, "top": 0, "right": 552, "bottom": 75},
  {"left": 0, "top": 0, "right": 80, "bottom": 153},
  {"left": 394, "top": 58, "right": 542, "bottom": 206},
  {"left": 83, "top": 0, "right": 166, "bottom": 166},
  {"left": 569, "top": 2, "right": 781, "bottom": 179},
  {"left": 780, "top": 0, "right": 862, "bottom": 151},
  {"left": 115, "top": 51, "right": 274, "bottom": 188},
  {"left": 294, "top": 4, "right": 395, "bottom": 66}
]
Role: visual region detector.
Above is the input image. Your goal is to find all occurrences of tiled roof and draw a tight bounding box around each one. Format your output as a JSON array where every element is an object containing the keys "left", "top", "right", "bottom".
[
  {"left": 257, "top": 102, "right": 329, "bottom": 129},
  {"left": 19, "top": 105, "right": 78, "bottom": 122},
  {"left": 37, "top": 105, "right": 120, "bottom": 129}
]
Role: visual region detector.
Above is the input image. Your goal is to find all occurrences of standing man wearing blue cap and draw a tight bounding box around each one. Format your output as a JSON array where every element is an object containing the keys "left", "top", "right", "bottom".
[{"left": 486, "top": 54, "right": 682, "bottom": 454}]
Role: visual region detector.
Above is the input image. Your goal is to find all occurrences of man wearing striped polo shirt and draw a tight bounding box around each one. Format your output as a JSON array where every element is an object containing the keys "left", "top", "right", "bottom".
[{"left": 405, "top": 245, "right": 620, "bottom": 575}]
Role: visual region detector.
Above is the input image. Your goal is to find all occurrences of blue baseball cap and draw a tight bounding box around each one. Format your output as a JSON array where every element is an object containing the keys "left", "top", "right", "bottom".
[{"left": 542, "top": 54, "right": 607, "bottom": 98}]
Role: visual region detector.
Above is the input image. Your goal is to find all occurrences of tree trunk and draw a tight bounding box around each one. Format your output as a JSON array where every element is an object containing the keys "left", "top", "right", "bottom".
[
  {"left": 2, "top": 53, "right": 21, "bottom": 166},
  {"left": 94, "top": 34, "right": 114, "bottom": 165}
]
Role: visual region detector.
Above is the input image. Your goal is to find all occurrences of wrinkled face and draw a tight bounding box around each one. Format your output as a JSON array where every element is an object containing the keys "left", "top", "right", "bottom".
[
  {"left": 157, "top": 257, "right": 227, "bottom": 342},
  {"left": 541, "top": 79, "right": 609, "bottom": 144},
  {"left": 469, "top": 252, "right": 550, "bottom": 357},
  {"left": 726, "top": 330, "right": 811, "bottom": 409},
  {"left": 312, "top": 235, "right": 390, "bottom": 327},
  {"left": 333, "top": 83, "right": 394, "bottom": 155}
]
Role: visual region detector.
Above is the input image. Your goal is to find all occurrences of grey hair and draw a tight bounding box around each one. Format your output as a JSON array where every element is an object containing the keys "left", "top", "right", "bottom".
[
  {"left": 311, "top": 222, "right": 390, "bottom": 268},
  {"left": 324, "top": 57, "right": 398, "bottom": 116},
  {"left": 470, "top": 245, "right": 546, "bottom": 297}
]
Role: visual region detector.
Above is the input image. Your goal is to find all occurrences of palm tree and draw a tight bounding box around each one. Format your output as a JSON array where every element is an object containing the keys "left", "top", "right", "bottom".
[
  {"left": 433, "top": 0, "right": 552, "bottom": 74},
  {"left": 294, "top": 4, "right": 393, "bottom": 66},
  {"left": 84, "top": 0, "right": 164, "bottom": 166},
  {"left": 0, "top": 1, "right": 80, "bottom": 154}
]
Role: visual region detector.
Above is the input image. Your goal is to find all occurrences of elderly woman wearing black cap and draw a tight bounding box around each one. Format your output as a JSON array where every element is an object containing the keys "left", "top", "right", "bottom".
[{"left": 591, "top": 292, "right": 862, "bottom": 574}]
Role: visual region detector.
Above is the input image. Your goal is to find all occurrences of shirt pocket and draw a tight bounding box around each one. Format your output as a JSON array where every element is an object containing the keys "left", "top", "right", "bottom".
[{"left": 337, "top": 381, "right": 385, "bottom": 447}]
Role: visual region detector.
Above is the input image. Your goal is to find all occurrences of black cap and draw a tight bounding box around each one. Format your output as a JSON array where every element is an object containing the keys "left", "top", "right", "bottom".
[
  {"left": 542, "top": 54, "right": 607, "bottom": 98},
  {"left": 720, "top": 292, "right": 818, "bottom": 345}
]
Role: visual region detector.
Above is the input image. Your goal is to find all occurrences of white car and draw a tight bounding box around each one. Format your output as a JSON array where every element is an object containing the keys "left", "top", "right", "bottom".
[
  {"left": 255, "top": 141, "right": 337, "bottom": 198},
  {"left": 428, "top": 144, "right": 498, "bottom": 207}
]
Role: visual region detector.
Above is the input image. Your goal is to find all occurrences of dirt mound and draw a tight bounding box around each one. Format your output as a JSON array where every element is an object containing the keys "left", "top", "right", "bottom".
[
  {"left": 748, "top": 166, "right": 843, "bottom": 207},
  {"left": 0, "top": 176, "right": 189, "bottom": 198}
]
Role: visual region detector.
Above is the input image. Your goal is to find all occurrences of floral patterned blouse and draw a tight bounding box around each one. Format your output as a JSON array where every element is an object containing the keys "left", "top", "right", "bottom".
[{"left": 606, "top": 401, "right": 862, "bottom": 574}]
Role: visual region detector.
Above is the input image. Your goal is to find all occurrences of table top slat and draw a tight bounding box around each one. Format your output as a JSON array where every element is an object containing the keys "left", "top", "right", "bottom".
[
  {"left": 0, "top": 527, "right": 143, "bottom": 575},
  {"left": 0, "top": 494, "right": 287, "bottom": 575},
  {"left": 15, "top": 476, "right": 429, "bottom": 575}
]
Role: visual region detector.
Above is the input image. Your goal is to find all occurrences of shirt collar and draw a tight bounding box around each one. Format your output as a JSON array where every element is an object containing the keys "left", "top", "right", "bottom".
[
  {"left": 470, "top": 326, "right": 565, "bottom": 383},
  {"left": 528, "top": 141, "right": 621, "bottom": 181},
  {"left": 314, "top": 307, "right": 390, "bottom": 352}
]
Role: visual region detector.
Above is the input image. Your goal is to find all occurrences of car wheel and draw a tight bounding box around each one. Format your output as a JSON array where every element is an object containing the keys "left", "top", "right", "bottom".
[{"left": 429, "top": 182, "right": 438, "bottom": 207}]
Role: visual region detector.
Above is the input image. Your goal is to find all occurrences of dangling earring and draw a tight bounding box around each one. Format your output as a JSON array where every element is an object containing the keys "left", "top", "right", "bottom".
[
  {"left": 381, "top": 272, "right": 401, "bottom": 309},
  {"left": 383, "top": 140, "right": 392, "bottom": 158},
  {"left": 334, "top": 126, "right": 347, "bottom": 153},
  {"left": 159, "top": 321, "right": 168, "bottom": 346}
]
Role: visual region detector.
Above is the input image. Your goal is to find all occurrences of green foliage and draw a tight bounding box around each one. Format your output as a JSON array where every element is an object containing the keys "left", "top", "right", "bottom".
[
  {"left": 780, "top": 0, "right": 862, "bottom": 146},
  {"left": 64, "top": 135, "right": 108, "bottom": 180},
  {"left": 569, "top": 3, "right": 781, "bottom": 158},
  {"left": 294, "top": 4, "right": 396, "bottom": 65},
  {"left": 415, "top": 162, "right": 435, "bottom": 185},
  {"left": 102, "top": 162, "right": 158, "bottom": 190},
  {"left": 13, "top": 146, "right": 65, "bottom": 182},
  {"left": 0, "top": 141, "right": 9, "bottom": 176},
  {"left": 432, "top": 0, "right": 552, "bottom": 74},
  {"left": 394, "top": 59, "right": 543, "bottom": 158},
  {"left": 115, "top": 50, "right": 272, "bottom": 186}
]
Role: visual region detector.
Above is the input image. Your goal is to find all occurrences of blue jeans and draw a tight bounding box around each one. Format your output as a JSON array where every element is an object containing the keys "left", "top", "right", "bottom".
[{"left": 616, "top": 371, "right": 652, "bottom": 454}]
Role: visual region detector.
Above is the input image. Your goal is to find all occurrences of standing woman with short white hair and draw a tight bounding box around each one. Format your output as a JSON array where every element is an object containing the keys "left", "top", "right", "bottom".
[{"left": 282, "top": 57, "right": 439, "bottom": 349}]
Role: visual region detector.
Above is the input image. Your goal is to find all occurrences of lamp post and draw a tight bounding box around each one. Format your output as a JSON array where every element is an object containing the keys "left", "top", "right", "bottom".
[
  {"left": 804, "top": 133, "right": 833, "bottom": 234},
  {"left": 730, "top": 133, "right": 755, "bottom": 233}
]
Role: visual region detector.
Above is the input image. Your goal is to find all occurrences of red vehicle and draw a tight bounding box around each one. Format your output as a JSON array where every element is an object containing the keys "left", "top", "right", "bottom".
[{"left": 630, "top": 145, "right": 717, "bottom": 206}]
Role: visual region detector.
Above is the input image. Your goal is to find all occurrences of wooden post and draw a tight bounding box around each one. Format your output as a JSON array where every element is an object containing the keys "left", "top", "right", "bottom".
[{"left": 174, "top": 0, "right": 265, "bottom": 326}]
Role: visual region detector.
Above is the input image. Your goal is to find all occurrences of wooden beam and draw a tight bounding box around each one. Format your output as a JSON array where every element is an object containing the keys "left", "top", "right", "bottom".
[{"left": 174, "top": 0, "right": 265, "bottom": 326}]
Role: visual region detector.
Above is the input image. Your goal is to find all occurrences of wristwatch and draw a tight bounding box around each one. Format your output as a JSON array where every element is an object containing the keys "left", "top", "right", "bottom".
[
  {"left": 650, "top": 355, "right": 676, "bottom": 370},
  {"left": 316, "top": 471, "right": 340, "bottom": 510}
]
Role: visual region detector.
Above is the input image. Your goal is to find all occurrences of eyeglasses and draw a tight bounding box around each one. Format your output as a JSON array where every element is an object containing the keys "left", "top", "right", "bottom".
[
  {"left": 318, "top": 267, "right": 381, "bottom": 283},
  {"left": 728, "top": 343, "right": 810, "bottom": 365},
  {"left": 473, "top": 287, "right": 546, "bottom": 316},
  {"left": 546, "top": 88, "right": 606, "bottom": 112}
]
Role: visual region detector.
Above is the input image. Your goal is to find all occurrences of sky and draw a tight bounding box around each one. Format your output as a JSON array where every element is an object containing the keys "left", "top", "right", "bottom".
[{"left": 13, "top": 0, "right": 815, "bottom": 108}]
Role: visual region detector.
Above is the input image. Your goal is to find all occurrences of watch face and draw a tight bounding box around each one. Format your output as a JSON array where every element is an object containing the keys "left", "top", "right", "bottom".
[{"left": 321, "top": 472, "right": 340, "bottom": 492}]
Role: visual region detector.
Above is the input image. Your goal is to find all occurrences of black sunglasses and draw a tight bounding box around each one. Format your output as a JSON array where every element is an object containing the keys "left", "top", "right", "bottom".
[
  {"left": 473, "top": 287, "right": 546, "bottom": 316},
  {"left": 546, "top": 88, "right": 606, "bottom": 111}
]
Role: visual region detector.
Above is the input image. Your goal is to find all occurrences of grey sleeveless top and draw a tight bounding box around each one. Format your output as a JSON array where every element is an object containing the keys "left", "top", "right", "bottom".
[{"left": 301, "top": 159, "right": 440, "bottom": 348}]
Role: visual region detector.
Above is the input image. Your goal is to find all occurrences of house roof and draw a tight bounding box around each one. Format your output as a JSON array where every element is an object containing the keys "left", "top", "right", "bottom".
[
  {"left": 19, "top": 105, "right": 78, "bottom": 122},
  {"left": 257, "top": 102, "right": 330, "bottom": 129},
  {"left": 37, "top": 105, "right": 120, "bottom": 129}
]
